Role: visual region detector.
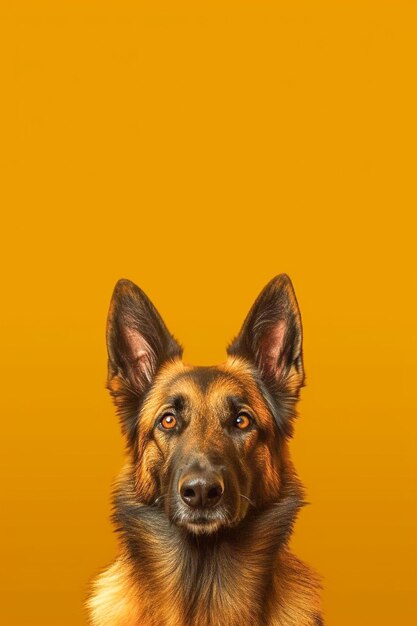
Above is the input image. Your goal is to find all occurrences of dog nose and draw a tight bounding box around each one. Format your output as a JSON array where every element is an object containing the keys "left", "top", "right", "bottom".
[{"left": 179, "top": 474, "right": 224, "bottom": 509}]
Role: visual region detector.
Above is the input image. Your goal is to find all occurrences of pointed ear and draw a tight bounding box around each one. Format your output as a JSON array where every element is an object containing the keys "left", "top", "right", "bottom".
[
  {"left": 106, "top": 279, "right": 183, "bottom": 444},
  {"left": 227, "top": 274, "right": 304, "bottom": 430}
]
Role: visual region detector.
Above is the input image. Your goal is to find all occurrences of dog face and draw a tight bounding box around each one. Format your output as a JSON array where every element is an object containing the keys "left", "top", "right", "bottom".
[{"left": 106, "top": 275, "right": 304, "bottom": 535}]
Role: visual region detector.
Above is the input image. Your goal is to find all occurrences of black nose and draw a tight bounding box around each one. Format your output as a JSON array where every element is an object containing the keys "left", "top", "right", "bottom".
[{"left": 179, "top": 474, "right": 224, "bottom": 509}]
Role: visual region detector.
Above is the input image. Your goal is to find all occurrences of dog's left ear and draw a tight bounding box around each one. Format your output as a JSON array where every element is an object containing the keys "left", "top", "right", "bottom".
[
  {"left": 227, "top": 274, "right": 304, "bottom": 429},
  {"left": 106, "top": 279, "right": 183, "bottom": 444}
]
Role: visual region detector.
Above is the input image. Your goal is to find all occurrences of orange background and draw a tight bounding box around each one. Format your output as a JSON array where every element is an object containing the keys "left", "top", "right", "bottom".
[{"left": 1, "top": 2, "right": 416, "bottom": 625}]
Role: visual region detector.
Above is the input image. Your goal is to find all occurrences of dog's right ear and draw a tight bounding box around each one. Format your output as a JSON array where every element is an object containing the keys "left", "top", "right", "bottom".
[{"left": 106, "top": 279, "right": 183, "bottom": 444}]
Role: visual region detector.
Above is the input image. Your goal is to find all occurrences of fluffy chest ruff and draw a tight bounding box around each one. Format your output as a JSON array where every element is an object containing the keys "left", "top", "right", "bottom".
[{"left": 87, "top": 471, "right": 322, "bottom": 626}]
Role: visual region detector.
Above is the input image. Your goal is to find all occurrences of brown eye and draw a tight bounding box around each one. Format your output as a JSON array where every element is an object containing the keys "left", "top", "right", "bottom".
[
  {"left": 160, "top": 413, "right": 177, "bottom": 430},
  {"left": 233, "top": 413, "right": 252, "bottom": 430}
]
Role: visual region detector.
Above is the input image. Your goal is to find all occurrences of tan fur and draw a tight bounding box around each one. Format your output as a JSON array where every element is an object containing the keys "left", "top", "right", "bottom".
[
  {"left": 88, "top": 559, "right": 143, "bottom": 626},
  {"left": 88, "top": 550, "right": 322, "bottom": 626}
]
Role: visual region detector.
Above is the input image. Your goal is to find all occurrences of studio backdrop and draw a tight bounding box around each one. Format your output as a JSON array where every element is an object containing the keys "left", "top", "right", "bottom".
[{"left": 0, "top": 2, "right": 416, "bottom": 626}]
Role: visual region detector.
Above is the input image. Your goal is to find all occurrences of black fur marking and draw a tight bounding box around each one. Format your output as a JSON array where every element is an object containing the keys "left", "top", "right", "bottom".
[{"left": 186, "top": 366, "right": 225, "bottom": 392}]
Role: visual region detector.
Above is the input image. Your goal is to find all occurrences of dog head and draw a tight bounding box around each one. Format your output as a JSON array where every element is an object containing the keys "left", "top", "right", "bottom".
[{"left": 106, "top": 275, "right": 305, "bottom": 535}]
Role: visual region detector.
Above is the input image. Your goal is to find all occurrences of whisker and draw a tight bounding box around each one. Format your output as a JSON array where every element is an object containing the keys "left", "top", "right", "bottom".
[
  {"left": 240, "top": 493, "right": 256, "bottom": 507},
  {"left": 152, "top": 494, "right": 166, "bottom": 506}
]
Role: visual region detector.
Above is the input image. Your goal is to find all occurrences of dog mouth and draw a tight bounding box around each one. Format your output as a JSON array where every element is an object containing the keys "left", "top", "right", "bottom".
[
  {"left": 170, "top": 505, "right": 235, "bottom": 535},
  {"left": 183, "top": 518, "right": 223, "bottom": 534}
]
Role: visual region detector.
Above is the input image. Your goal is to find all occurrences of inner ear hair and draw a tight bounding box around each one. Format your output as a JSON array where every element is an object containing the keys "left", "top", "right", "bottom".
[{"left": 228, "top": 274, "right": 304, "bottom": 386}]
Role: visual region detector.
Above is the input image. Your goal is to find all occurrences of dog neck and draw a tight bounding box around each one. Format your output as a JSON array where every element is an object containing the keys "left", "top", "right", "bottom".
[{"left": 112, "top": 468, "right": 304, "bottom": 626}]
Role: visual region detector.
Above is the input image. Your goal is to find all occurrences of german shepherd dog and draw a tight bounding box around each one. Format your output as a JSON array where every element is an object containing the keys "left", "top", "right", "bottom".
[{"left": 88, "top": 275, "right": 322, "bottom": 626}]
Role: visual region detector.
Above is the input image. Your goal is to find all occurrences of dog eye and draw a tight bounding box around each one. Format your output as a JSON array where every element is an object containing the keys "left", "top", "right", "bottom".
[
  {"left": 233, "top": 413, "right": 252, "bottom": 430},
  {"left": 159, "top": 413, "right": 177, "bottom": 430}
]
